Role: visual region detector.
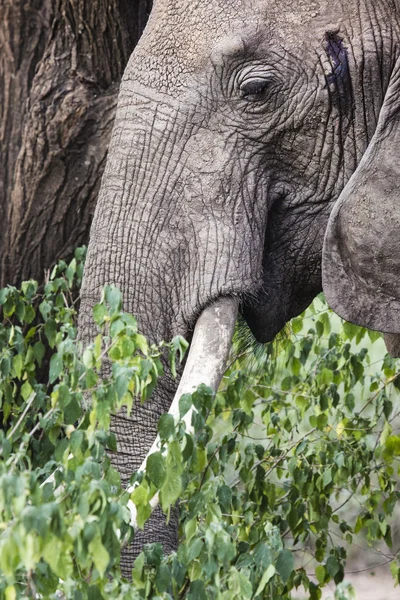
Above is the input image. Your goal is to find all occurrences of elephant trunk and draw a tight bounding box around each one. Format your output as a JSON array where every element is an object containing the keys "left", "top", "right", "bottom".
[{"left": 78, "top": 82, "right": 252, "bottom": 573}]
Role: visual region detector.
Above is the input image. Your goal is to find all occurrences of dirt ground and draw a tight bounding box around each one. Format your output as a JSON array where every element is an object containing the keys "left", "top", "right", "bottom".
[{"left": 292, "top": 565, "right": 400, "bottom": 599}]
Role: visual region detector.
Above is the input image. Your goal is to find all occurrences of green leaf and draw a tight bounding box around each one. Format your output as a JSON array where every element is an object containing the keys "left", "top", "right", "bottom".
[
  {"left": 320, "top": 311, "right": 331, "bottom": 335},
  {"left": 345, "top": 393, "right": 355, "bottom": 412},
  {"left": 227, "top": 568, "right": 253, "bottom": 599},
  {"left": 216, "top": 531, "right": 236, "bottom": 562},
  {"left": 45, "top": 319, "right": 57, "bottom": 347},
  {"left": 316, "top": 320, "right": 324, "bottom": 337},
  {"left": 132, "top": 552, "right": 146, "bottom": 588},
  {"left": 255, "top": 564, "right": 276, "bottom": 596},
  {"left": 390, "top": 561, "right": 400, "bottom": 585},
  {"left": 160, "top": 470, "right": 182, "bottom": 511},
  {"left": 104, "top": 285, "right": 122, "bottom": 315},
  {"left": 21, "top": 381, "right": 33, "bottom": 401},
  {"left": 276, "top": 549, "right": 294, "bottom": 584},
  {"left": 110, "top": 318, "right": 126, "bottom": 338},
  {"left": 322, "top": 468, "right": 333, "bottom": 489},
  {"left": 93, "top": 303, "right": 107, "bottom": 325},
  {"left": 335, "top": 581, "right": 356, "bottom": 600},
  {"left": 384, "top": 435, "right": 400, "bottom": 457},
  {"left": 155, "top": 564, "right": 171, "bottom": 594},
  {"left": 315, "top": 564, "right": 326, "bottom": 584},
  {"left": 64, "top": 398, "right": 82, "bottom": 424},
  {"left": 292, "top": 317, "right": 303, "bottom": 334},
  {"left": 70, "top": 430, "right": 84, "bottom": 456},
  {"left": 5, "top": 587, "right": 16, "bottom": 600},
  {"left": 168, "top": 336, "right": 189, "bottom": 377},
  {"left": 186, "top": 538, "right": 203, "bottom": 562},
  {"left": 350, "top": 356, "right": 364, "bottom": 381},
  {"left": 13, "top": 354, "right": 23, "bottom": 379},
  {"left": 318, "top": 367, "right": 333, "bottom": 386},
  {"left": 146, "top": 452, "right": 166, "bottom": 488},
  {"left": 383, "top": 398, "right": 393, "bottom": 420},
  {"left": 131, "top": 484, "right": 148, "bottom": 507},
  {"left": 367, "top": 329, "right": 381, "bottom": 343},
  {"left": 114, "top": 366, "right": 132, "bottom": 399},
  {"left": 158, "top": 413, "right": 175, "bottom": 440},
  {"left": 343, "top": 321, "right": 359, "bottom": 341},
  {"left": 43, "top": 537, "right": 73, "bottom": 579},
  {"left": 179, "top": 393, "right": 192, "bottom": 419},
  {"left": 290, "top": 356, "right": 301, "bottom": 376},
  {"left": 253, "top": 543, "right": 272, "bottom": 571},
  {"left": 33, "top": 341, "right": 45, "bottom": 365},
  {"left": 136, "top": 502, "right": 151, "bottom": 529},
  {"left": 88, "top": 534, "right": 110, "bottom": 578},
  {"left": 187, "top": 580, "right": 207, "bottom": 600},
  {"left": 217, "top": 484, "right": 232, "bottom": 513},
  {"left": 326, "top": 555, "right": 340, "bottom": 578},
  {"left": 0, "top": 287, "right": 7, "bottom": 306},
  {"left": 24, "top": 305, "right": 36, "bottom": 324},
  {"left": 65, "top": 258, "right": 77, "bottom": 286}
]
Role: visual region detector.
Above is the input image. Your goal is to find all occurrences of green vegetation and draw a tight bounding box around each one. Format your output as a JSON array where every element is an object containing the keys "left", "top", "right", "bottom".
[{"left": 0, "top": 249, "right": 399, "bottom": 599}]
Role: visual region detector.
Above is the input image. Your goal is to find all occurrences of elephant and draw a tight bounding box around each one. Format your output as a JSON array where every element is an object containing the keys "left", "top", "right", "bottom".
[{"left": 78, "top": 0, "right": 400, "bottom": 574}]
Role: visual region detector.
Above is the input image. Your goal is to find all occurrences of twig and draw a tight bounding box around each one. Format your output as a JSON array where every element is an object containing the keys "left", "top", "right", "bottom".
[
  {"left": 306, "top": 558, "right": 394, "bottom": 576},
  {"left": 29, "top": 407, "right": 55, "bottom": 438},
  {"left": 332, "top": 489, "right": 357, "bottom": 514},
  {"left": 358, "top": 375, "right": 398, "bottom": 416},
  {"left": 7, "top": 392, "right": 37, "bottom": 439}
]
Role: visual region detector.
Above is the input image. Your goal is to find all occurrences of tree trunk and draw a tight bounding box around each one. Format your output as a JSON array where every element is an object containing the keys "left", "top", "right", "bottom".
[{"left": 0, "top": 0, "right": 152, "bottom": 287}]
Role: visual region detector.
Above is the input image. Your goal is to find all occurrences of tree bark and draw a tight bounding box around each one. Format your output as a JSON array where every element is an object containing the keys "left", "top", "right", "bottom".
[{"left": 0, "top": 0, "right": 152, "bottom": 287}]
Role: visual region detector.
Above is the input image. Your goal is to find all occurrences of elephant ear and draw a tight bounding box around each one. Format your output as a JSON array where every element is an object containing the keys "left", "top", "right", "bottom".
[{"left": 322, "top": 60, "right": 400, "bottom": 336}]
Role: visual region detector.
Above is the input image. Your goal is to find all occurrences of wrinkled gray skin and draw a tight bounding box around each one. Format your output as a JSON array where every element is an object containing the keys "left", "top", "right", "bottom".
[{"left": 79, "top": 0, "right": 400, "bottom": 573}]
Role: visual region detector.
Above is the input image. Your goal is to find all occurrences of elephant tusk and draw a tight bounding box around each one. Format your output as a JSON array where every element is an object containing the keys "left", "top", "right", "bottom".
[{"left": 127, "top": 296, "right": 239, "bottom": 527}]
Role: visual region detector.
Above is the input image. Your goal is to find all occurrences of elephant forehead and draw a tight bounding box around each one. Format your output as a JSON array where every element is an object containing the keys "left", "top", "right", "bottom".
[
  {"left": 128, "top": 0, "right": 358, "bottom": 93},
  {"left": 130, "top": 1, "right": 259, "bottom": 91}
]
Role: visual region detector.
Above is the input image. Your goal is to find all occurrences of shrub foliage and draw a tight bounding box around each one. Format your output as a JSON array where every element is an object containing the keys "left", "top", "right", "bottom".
[{"left": 0, "top": 249, "right": 400, "bottom": 599}]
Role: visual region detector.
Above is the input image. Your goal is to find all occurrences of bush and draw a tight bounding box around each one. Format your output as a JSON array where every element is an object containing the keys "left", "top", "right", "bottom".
[{"left": 0, "top": 249, "right": 400, "bottom": 599}]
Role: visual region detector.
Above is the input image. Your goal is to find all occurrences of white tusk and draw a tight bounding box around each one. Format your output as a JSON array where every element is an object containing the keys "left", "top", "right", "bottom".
[{"left": 127, "top": 296, "right": 239, "bottom": 526}]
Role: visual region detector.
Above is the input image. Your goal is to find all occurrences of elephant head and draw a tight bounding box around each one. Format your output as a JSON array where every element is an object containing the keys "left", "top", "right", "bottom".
[{"left": 79, "top": 0, "right": 399, "bottom": 571}]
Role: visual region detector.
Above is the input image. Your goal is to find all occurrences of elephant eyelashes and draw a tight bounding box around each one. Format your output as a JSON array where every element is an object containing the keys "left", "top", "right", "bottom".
[{"left": 239, "top": 78, "right": 270, "bottom": 102}]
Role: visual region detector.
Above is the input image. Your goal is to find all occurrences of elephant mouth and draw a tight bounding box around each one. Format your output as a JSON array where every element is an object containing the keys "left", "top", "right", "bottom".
[{"left": 128, "top": 295, "right": 239, "bottom": 525}]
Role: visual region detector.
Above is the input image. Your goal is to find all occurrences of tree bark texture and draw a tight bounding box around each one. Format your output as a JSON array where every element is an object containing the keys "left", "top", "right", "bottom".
[{"left": 0, "top": 0, "right": 152, "bottom": 286}]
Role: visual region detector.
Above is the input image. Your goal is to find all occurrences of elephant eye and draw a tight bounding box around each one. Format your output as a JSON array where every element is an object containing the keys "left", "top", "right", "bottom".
[{"left": 239, "top": 78, "right": 270, "bottom": 102}]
